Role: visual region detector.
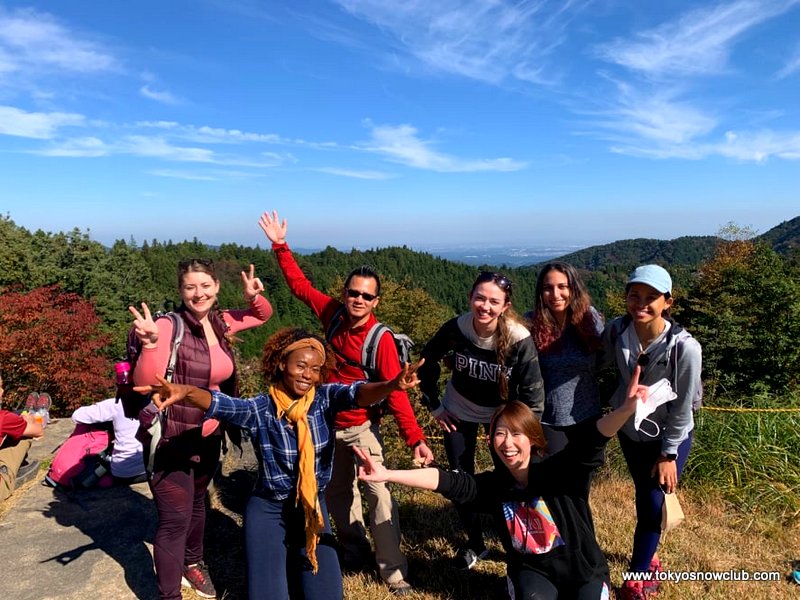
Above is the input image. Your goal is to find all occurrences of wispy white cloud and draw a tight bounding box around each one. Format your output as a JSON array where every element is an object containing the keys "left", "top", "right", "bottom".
[
  {"left": 361, "top": 121, "right": 527, "bottom": 172},
  {"left": 333, "top": 0, "right": 589, "bottom": 85},
  {"left": 587, "top": 81, "right": 717, "bottom": 145},
  {"left": 596, "top": 0, "right": 800, "bottom": 78},
  {"left": 121, "top": 135, "right": 216, "bottom": 163},
  {"left": 35, "top": 136, "right": 108, "bottom": 156},
  {"left": 0, "top": 104, "right": 84, "bottom": 138},
  {"left": 588, "top": 1, "right": 800, "bottom": 164},
  {"left": 606, "top": 128, "right": 800, "bottom": 163},
  {"left": 0, "top": 6, "right": 117, "bottom": 76},
  {"left": 135, "top": 121, "right": 284, "bottom": 144},
  {"left": 140, "top": 84, "right": 179, "bottom": 105},
  {"left": 715, "top": 130, "right": 800, "bottom": 161},
  {"left": 315, "top": 167, "right": 393, "bottom": 180},
  {"left": 775, "top": 44, "right": 800, "bottom": 79},
  {"left": 147, "top": 169, "right": 219, "bottom": 181}
]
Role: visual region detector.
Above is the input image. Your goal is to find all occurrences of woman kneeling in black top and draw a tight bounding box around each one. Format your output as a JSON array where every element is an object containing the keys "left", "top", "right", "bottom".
[{"left": 356, "top": 366, "right": 647, "bottom": 600}]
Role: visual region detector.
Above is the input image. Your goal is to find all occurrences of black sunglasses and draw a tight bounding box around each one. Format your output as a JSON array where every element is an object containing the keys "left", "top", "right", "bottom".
[
  {"left": 637, "top": 353, "right": 651, "bottom": 367},
  {"left": 477, "top": 271, "right": 513, "bottom": 291},
  {"left": 346, "top": 289, "right": 378, "bottom": 302}
]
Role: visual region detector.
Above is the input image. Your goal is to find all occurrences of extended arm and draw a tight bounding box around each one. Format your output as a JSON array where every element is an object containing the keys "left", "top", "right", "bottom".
[
  {"left": 134, "top": 376, "right": 212, "bottom": 412},
  {"left": 354, "top": 360, "right": 424, "bottom": 407},
  {"left": 354, "top": 446, "right": 441, "bottom": 490},
  {"left": 259, "top": 210, "right": 340, "bottom": 323}
]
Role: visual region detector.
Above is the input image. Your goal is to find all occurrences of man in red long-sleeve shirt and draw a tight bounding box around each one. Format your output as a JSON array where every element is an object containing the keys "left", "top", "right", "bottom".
[{"left": 260, "top": 211, "right": 433, "bottom": 596}]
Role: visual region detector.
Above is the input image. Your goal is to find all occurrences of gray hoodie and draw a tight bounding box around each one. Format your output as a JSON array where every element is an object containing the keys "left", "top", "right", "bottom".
[{"left": 601, "top": 315, "right": 702, "bottom": 456}]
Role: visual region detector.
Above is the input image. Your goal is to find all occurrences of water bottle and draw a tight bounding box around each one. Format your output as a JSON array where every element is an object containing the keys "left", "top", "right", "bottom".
[
  {"left": 115, "top": 361, "right": 132, "bottom": 386},
  {"left": 77, "top": 451, "right": 110, "bottom": 488},
  {"left": 115, "top": 361, "right": 133, "bottom": 401}
]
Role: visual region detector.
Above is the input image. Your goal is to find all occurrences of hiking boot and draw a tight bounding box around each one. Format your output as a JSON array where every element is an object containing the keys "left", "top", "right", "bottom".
[
  {"left": 454, "top": 547, "right": 489, "bottom": 570},
  {"left": 16, "top": 459, "right": 41, "bottom": 486},
  {"left": 182, "top": 561, "right": 217, "bottom": 598},
  {"left": 388, "top": 579, "right": 414, "bottom": 596}
]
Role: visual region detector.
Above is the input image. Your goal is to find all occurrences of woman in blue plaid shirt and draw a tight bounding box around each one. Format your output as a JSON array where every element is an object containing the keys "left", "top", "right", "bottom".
[{"left": 136, "top": 327, "right": 422, "bottom": 600}]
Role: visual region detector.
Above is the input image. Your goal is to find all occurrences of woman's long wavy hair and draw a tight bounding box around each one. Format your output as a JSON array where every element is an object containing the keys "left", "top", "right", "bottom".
[
  {"left": 530, "top": 262, "right": 601, "bottom": 354},
  {"left": 470, "top": 271, "right": 525, "bottom": 400},
  {"left": 261, "top": 328, "right": 336, "bottom": 386}
]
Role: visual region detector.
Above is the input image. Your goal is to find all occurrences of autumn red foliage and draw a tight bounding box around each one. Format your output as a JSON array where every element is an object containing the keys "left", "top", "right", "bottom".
[{"left": 0, "top": 285, "right": 114, "bottom": 414}]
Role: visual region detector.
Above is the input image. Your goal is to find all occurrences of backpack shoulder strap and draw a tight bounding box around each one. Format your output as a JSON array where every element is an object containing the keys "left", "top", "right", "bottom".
[
  {"left": 325, "top": 305, "right": 347, "bottom": 343},
  {"left": 361, "top": 322, "right": 390, "bottom": 378},
  {"left": 163, "top": 312, "right": 184, "bottom": 382}
]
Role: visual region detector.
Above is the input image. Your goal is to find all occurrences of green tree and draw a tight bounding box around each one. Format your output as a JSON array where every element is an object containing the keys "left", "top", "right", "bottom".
[{"left": 684, "top": 239, "right": 800, "bottom": 395}]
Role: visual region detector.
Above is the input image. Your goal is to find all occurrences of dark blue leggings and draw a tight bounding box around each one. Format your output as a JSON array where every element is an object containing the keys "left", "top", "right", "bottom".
[
  {"left": 244, "top": 492, "right": 342, "bottom": 600},
  {"left": 618, "top": 433, "right": 693, "bottom": 572}
]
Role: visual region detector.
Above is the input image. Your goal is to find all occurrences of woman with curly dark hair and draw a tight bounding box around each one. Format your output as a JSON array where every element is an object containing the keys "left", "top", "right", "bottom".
[
  {"left": 418, "top": 271, "right": 544, "bottom": 569},
  {"left": 136, "top": 327, "right": 423, "bottom": 600},
  {"left": 528, "top": 262, "right": 604, "bottom": 456}
]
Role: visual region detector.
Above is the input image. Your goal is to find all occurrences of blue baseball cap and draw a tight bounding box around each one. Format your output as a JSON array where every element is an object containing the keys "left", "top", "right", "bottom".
[{"left": 627, "top": 265, "right": 672, "bottom": 294}]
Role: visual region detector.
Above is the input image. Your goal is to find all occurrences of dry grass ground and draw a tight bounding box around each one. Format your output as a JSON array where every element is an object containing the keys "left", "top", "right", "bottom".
[
  {"left": 2, "top": 432, "right": 797, "bottom": 599},
  {"left": 198, "top": 427, "right": 799, "bottom": 599}
]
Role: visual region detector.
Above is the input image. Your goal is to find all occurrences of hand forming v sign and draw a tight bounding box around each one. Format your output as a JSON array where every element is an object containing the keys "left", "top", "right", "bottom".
[
  {"left": 258, "top": 210, "right": 288, "bottom": 245},
  {"left": 392, "top": 358, "right": 425, "bottom": 392},
  {"left": 241, "top": 263, "right": 264, "bottom": 301},
  {"left": 129, "top": 302, "right": 159, "bottom": 346}
]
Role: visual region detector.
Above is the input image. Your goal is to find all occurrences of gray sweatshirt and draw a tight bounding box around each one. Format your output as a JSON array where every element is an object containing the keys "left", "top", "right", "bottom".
[{"left": 600, "top": 316, "right": 702, "bottom": 456}]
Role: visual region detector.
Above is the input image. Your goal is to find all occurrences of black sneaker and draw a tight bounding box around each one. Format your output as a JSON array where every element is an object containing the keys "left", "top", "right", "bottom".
[
  {"left": 182, "top": 561, "right": 217, "bottom": 598},
  {"left": 16, "top": 459, "right": 41, "bottom": 486},
  {"left": 454, "top": 548, "right": 489, "bottom": 570}
]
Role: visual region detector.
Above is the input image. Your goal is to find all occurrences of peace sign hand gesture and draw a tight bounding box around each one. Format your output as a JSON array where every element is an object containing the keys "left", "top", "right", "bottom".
[
  {"left": 241, "top": 263, "right": 264, "bottom": 301},
  {"left": 258, "top": 210, "right": 288, "bottom": 245},
  {"left": 129, "top": 302, "right": 159, "bottom": 347}
]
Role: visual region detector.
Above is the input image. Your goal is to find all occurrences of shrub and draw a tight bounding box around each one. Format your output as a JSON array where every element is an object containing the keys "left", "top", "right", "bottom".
[{"left": 0, "top": 285, "right": 113, "bottom": 413}]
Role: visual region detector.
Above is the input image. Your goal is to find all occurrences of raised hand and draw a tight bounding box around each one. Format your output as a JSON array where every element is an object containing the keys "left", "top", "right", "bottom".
[
  {"left": 129, "top": 303, "right": 159, "bottom": 347},
  {"left": 391, "top": 358, "right": 425, "bottom": 392},
  {"left": 241, "top": 263, "right": 265, "bottom": 301},
  {"left": 258, "top": 210, "right": 288, "bottom": 245},
  {"left": 626, "top": 365, "right": 648, "bottom": 411}
]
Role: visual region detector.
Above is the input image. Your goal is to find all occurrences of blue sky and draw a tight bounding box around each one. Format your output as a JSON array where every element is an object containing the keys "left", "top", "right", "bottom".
[{"left": 1, "top": 0, "right": 798, "bottom": 250}]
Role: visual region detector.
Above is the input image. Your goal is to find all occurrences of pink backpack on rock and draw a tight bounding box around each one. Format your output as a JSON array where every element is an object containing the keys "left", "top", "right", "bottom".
[{"left": 45, "top": 423, "right": 114, "bottom": 489}]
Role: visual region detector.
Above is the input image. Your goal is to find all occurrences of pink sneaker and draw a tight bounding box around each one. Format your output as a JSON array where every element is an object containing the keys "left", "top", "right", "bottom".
[{"left": 24, "top": 392, "right": 38, "bottom": 412}]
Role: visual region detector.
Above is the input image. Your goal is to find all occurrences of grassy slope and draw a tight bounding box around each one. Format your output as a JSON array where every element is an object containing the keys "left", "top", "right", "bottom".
[{"left": 196, "top": 417, "right": 800, "bottom": 600}]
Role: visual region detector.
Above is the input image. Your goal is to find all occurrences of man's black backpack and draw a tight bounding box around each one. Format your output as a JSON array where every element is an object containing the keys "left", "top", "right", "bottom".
[{"left": 325, "top": 305, "right": 414, "bottom": 382}]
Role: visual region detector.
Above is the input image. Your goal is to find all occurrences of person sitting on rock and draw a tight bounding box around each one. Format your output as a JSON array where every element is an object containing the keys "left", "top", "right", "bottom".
[{"left": 0, "top": 371, "right": 45, "bottom": 501}]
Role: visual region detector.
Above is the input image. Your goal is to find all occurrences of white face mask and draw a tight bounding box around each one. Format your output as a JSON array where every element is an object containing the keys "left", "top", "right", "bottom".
[{"left": 634, "top": 378, "right": 678, "bottom": 437}]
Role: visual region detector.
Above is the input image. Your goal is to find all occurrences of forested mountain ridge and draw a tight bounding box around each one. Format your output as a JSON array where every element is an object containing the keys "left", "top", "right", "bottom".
[
  {"left": 1, "top": 214, "right": 797, "bottom": 345},
  {"left": 756, "top": 215, "right": 800, "bottom": 255},
  {"left": 540, "top": 236, "right": 720, "bottom": 271},
  {"left": 537, "top": 216, "right": 800, "bottom": 272}
]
